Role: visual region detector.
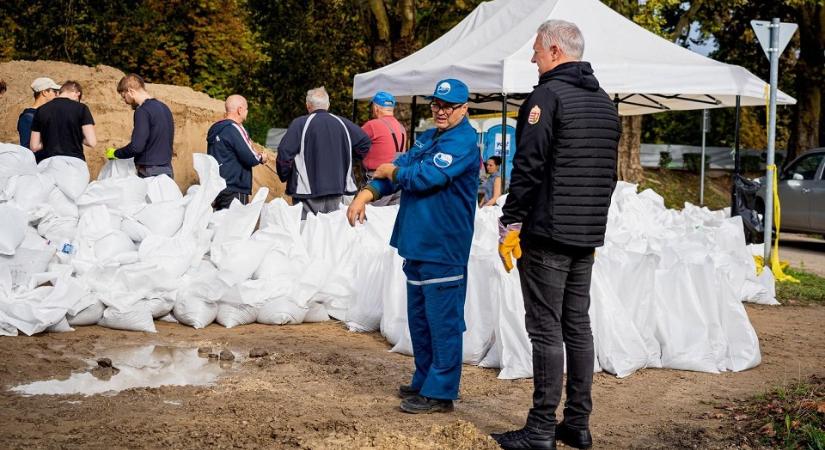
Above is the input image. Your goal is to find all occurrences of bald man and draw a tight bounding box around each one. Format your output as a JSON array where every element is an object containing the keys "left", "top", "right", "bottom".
[{"left": 207, "top": 95, "right": 268, "bottom": 210}]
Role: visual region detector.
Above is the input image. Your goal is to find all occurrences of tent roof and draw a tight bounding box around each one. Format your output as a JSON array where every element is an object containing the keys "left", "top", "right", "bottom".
[{"left": 352, "top": 0, "right": 795, "bottom": 115}]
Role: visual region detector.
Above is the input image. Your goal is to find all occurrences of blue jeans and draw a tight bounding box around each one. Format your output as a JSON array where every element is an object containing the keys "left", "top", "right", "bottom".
[
  {"left": 402, "top": 260, "right": 467, "bottom": 400},
  {"left": 519, "top": 242, "right": 595, "bottom": 432}
]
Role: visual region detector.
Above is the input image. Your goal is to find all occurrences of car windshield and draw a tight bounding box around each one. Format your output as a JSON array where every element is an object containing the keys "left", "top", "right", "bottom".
[{"left": 782, "top": 153, "right": 824, "bottom": 181}]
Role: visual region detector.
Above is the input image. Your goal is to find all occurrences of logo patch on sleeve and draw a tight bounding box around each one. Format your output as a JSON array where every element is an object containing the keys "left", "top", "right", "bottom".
[
  {"left": 433, "top": 152, "right": 453, "bottom": 168},
  {"left": 528, "top": 105, "right": 542, "bottom": 125}
]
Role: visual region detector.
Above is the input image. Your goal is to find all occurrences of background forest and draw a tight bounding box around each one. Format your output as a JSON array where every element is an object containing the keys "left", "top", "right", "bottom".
[{"left": 1, "top": 0, "right": 823, "bottom": 176}]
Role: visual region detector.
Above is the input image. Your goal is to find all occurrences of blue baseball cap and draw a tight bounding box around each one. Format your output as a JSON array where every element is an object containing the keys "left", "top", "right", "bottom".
[
  {"left": 426, "top": 78, "right": 469, "bottom": 104},
  {"left": 372, "top": 91, "right": 396, "bottom": 107}
]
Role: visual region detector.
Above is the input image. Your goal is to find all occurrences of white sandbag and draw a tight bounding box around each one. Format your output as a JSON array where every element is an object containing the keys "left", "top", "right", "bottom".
[
  {"left": 37, "top": 214, "right": 78, "bottom": 245},
  {"left": 67, "top": 299, "right": 105, "bottom": 326},
  {"left": 0, "top": 143, "right": 38, "bottom": 180},
  {"left": 487, "top": 269, "right": 533, "bottom": 380},
  {"left": 146, "top": 174, "right": 183, "bottom": 203},
  {"left": 46, "top": 317, "right": 75, "bottom": 333},
  {"left": 173, "top": 264, "right": 227, "bottom": 329},
  {"left": 0, "top": 204, "right": 27, "bottom": 255},
  {"left": 121, "top": 217, "right": 151, "bottom": 243},
  {"left": 46, "top": 187, "right": 79, "bottom": 218},
  {"left": 38, "top": 156, "right": 90, "bottom": 200},
  {"left": 216, "top": 303, "right": 258, "bottom": 328},
  {"left": 178, "top": 154, "right": 225, "bottom": 236},
  {"left": 0, "top": 286, "right": 68, "bottom": 335},
  {"left": 210, "top": 188, "right": 268, "bottom": 266},
  {"left": 213, "top": 238, "right": 274, "bottom": 286},
  {"left": 139, "top": 296, "right": 176, "bottom": 319},
  {"left": 172, "top": 299, "right": 217, "bottom": 329},
  {"left": 98, "top": 306, "right": 157, "bottom": 333},
  {"left": 12, "top": 173, "right": 55, "bottom": 212},
  {"left": 94, "top": 230, "right": 137, "bottom": 262},
  {"left": 97, "top": 159, "right": 136, "bottom": 179},
  {"left": 304, "top": 303, "right": 330, "bottom": 322},
  {"left": 139, "top": 235, "right": 198, "bottom": 279},
  {"left": 463, "top": 256, "right": 497, "bottom": 365},
  {"left": 134, "top": 201, "right": 185, "bottom": 237},
  {"left": 589, "top": 261, "right": 651, "bottom": 377},
  {"left": 257, "top": 297, "right": 308, "bottom": 325}
]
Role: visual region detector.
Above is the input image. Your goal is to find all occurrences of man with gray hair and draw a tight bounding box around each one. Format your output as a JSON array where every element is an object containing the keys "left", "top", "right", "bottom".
[
  {"left": 277, "top": 86, "right": 371, "bottom": 218},
  {"left": 492, "top": 19, "right": 620, "bottom": 450}
]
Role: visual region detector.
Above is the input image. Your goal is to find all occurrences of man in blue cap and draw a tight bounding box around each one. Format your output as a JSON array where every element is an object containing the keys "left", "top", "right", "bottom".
[
  {"left": 346, "top": 78, "right": 480, "bottom": 414},
  {"left": 360, "top": 91, "right": 406, "bottom": 205}
]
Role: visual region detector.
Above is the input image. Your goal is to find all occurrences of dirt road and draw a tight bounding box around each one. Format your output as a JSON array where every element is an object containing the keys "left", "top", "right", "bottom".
[
  {"left": 779, "top": 233, "right": 825, "bottom": 277},
  {"left": 0, "top": 303, "right": 822, "bottom": 449}
]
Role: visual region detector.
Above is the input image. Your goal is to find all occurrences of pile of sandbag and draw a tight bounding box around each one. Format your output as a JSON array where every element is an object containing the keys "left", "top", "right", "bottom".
[{"left": 0, "top": 140, "right": 772, "bottom": 380}]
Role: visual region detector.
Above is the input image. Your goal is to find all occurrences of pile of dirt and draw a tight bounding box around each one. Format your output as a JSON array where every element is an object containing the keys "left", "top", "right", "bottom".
[{"left": 0, "top": 60, "right": 283, "bottom": 199}]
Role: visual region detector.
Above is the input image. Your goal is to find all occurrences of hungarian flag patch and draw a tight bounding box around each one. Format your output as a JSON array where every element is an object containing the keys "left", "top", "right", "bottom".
[{"left": 528, "top": 105, "right": 541, "bottom": 124}]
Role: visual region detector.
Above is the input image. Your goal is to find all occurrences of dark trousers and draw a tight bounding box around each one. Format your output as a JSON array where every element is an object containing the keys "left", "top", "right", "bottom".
[
  {"left": 136, "top": 163, "right": 174, "bottom": 179},
  {"left": 518, "top": 242, "right": 595, "bottom": 433},
  {"left": 403, "top": 260, "right": 467, "bottom": 400},
  {"left": 213, "top": 189, "right": 250, "bottom": 210}
]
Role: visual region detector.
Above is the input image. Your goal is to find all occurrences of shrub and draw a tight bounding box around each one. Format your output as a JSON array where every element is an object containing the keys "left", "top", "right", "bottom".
[{"left": 683, "top": 153, "right": 709, "bottom": 173}]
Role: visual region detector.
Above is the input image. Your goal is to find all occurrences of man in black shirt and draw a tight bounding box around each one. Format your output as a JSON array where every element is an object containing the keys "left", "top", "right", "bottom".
[
  {"left": 30, "top": 81, "right": 97, "bottom": 163},
  {"left": 18, "top": 77, "right": 60, "bottom": 150},
  {"left": 106, "top": 73, "right": 175, "bottom": 179}
]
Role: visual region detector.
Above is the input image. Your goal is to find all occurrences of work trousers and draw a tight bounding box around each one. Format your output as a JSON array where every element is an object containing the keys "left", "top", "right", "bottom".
[
  {"left": 213, "top": 189, "right": 250, "bottom": 211},
  {"left": 296, "top": 194, "right": 343, "bottom": 220},
  {"left": 402, "top": 260, "right": 467, "bottom": 400},
  {"left": 136, "top": 163, "right": 174, "bottom": 179},
  {"left": 518, "top": 242, "right": 595, "bottom": 433}
]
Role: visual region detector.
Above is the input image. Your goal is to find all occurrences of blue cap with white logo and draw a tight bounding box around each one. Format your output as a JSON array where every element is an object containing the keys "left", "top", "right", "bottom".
[
  {"left": 427, "top": 78, "right": 469, "bottom": 104},
  {"left": 372, "top": 91, "right": 396, "bottom": 107}
]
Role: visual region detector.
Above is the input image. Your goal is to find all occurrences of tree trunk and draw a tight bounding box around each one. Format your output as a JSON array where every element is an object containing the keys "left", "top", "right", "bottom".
[
  {"left": 789, "top": 3, "right": 825, "bottom": 162},
  {"left": 393, "top": 0, "right": 415, "bottom": 60},
  {"left": 617, "top": 115, "right": 644, "bottom": 183},
  {"left": 368, "top": 0, "right": 391, "bottom": 66}
]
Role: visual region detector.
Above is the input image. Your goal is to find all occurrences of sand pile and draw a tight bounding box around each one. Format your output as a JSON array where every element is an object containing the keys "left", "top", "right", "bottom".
[{"left": 0, "top": 60, "right": 283, "bottom": 199}]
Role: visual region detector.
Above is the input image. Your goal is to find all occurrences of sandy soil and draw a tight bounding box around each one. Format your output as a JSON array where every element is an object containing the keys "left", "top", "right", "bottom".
[
  {"left": 0, "top": 304, "right": 822, "bottom": 449},
  {"left": 0, "top": 60, "right": 284, "bottom": 200}
]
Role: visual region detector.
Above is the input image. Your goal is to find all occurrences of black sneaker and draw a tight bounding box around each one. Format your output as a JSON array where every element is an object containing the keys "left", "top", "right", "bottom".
[
  {"left": 399, "top": 394, "right": 454, "bottom": 414},
  {"left": 490, "top": 427, "right": 556, "bottom": 450},
  {"left": 555, "top": 422, "right": 592, "bottom": 449},
  {"left": 398, "top": 384, "right": 419, "bottom": 399}
]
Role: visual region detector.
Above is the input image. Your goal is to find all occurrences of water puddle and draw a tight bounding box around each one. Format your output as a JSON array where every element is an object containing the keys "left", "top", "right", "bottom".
[{"left": 10, "top": 345, "right": 230, "bottom": 396}]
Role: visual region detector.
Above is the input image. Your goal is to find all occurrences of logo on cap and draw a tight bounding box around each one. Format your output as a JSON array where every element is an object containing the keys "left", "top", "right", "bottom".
[{"left": 436, "top": 82, "right": 452, "bottom": 96}]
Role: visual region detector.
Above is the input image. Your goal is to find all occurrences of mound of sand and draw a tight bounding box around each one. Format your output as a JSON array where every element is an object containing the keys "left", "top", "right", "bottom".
[{"left": 0, "top": 60, "right": 284, "bottom": 199}]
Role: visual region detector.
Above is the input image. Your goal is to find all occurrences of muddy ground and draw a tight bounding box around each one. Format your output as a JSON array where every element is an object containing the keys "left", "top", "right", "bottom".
[{"left": 0, "top": 304, "right": 823, "bottom": 450}]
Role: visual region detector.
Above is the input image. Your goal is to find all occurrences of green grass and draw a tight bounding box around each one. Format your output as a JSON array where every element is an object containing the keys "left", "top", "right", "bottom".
[
  {"left": 726, "top": 376, "right": 825, "bottom": 450},
  {"left": 637, "top": 168, "right": 733, "bottom": 211},
  {"left": 775, "top": 268, "right": 825, "bottom": 306}
]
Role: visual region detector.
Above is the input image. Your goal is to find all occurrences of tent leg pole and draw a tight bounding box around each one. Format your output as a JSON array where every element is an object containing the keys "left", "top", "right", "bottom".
[
  {"left": 501, "top": 94, "right": 508, "bottom": 193},
  {"left": 732, "top": 95, "right": 741, "bottom": 216},
  {"left": 410, "top": 96, "right": 417, "bottom": 148},
  {"left": 352, "top": 100, "right": 357, "bottom": 122}
]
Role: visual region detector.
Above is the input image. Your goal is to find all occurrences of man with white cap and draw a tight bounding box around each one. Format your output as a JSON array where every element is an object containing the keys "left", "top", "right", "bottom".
[
  {"left": 347, "top": 78, "right": 480, "bottom": 414},
  {"left": 17, "top": 77, "right": 60, "bottom": 151},
  {"left": 29, "top": 80, "right": 97, "bottom": 163}
]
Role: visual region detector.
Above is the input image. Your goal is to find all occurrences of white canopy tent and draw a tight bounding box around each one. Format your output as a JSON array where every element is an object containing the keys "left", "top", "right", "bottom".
[{"left": 352, "top": 0, "right": 795, "bottom": 115}]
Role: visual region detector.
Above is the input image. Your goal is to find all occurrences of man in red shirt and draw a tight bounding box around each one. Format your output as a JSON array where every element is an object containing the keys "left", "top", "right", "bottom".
[{"left": 361, "top": 91, "right": 406, "bottom": 205}]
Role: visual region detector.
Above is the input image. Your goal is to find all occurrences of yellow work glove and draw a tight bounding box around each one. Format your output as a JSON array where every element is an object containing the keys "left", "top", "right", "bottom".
[
  {"left": 105, "top": 147, "right": 117, "bottom": 160},
  {"left": 498, "top": 220, "right": 522, "bottom": 272}
]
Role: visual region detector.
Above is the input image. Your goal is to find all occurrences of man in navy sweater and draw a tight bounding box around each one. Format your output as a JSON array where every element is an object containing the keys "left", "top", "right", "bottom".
[
  {"left": 106, "top": 74, "right": 175, "bottom": 179},
  {"left": 277, "top": 86, "right": 370, "bottom": 219},
  {"left": 207, "top": 95, "right": 268, "bottom": 210}
]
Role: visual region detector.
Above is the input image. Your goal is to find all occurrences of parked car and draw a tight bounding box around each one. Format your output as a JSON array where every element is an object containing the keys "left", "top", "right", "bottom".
[{"left": 755, "top": 148, "right": 825, "bottom": 238}]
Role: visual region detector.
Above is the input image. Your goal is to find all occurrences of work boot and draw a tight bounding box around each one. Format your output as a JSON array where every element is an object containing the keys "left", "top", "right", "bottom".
[
  {"left": 398, "top": 384, "right": 419, "bottom": 399},
  {"left": 490, "top": 427, "right": 556, "bottom": 450},
  {"left": 399, "top": 394, "right": 454, "bottom": 414},
  {"left": 555, "top": 422, "right": 592, "bottom": 449}
]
